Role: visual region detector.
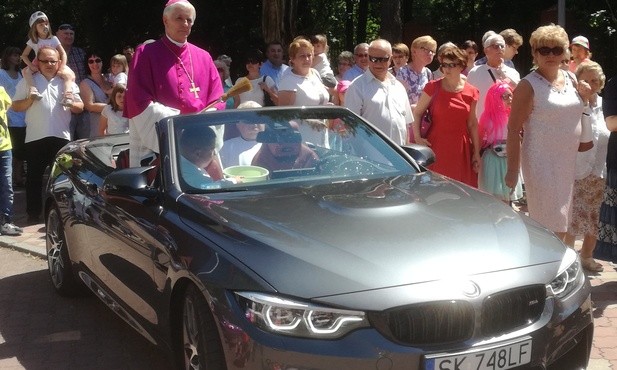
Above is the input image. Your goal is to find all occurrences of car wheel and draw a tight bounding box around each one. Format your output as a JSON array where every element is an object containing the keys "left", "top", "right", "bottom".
[
  {"left": 179, "top": 284, "right": 227, "bottom": 370},
  {"left": 46, "top": 207, "right": 83, "bottom": 296}
]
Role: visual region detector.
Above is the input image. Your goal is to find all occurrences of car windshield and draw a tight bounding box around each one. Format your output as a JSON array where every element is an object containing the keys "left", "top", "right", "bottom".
[{"left": 172, "top": 107, "right": 417, "bottom": 192}]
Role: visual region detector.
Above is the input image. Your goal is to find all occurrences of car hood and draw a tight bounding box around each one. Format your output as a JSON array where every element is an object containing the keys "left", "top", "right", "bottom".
[{"left": 180, "top": 173, "right": 566, "bottom": 298}]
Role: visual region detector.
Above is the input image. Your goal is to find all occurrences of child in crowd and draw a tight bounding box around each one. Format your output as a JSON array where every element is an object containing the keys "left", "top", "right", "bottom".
[
  {"left": 21, "top": 11, "right": 75, "bottom": 106},
  {"left": 310, "top": 34, "right": 337, "bottom": 88},
  {"left": 478, "top": 81, "right": 523, "bottom": 202},
  {"left": 107, "top": 54, "right": 128, "bottom": 93},
  {"left": 99, "top": 84, "right": 129, "bottom": 136}
]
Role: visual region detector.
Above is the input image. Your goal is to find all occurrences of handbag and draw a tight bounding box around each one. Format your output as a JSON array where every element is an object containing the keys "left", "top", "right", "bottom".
[
  {"left": 262, "top": 76, "right": 275, "bottom": 106},
  {"left": 411, "top": 81, "right": 440, "bottom": 142}
]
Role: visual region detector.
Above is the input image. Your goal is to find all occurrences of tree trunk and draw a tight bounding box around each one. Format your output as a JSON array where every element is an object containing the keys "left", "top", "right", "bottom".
[
  {"left": 345, "top": 0, "right": 355, "bottom": 50},
  {"left": 380, "top": 0, "right": 402, "bottom": 42},
  {"left": 262, "top": 0, "right": 298, "bottom": 46},
  {"left": 357, "top": 0, "right": 369, "bottom": 44},
  {"left": 262, "top": 0, "right": 284, "bottom": 43}
]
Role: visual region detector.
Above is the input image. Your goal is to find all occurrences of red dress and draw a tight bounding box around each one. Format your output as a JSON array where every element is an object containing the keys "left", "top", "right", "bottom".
[{"left": 424, "top": 79, "right": 479, "bottom": 187}]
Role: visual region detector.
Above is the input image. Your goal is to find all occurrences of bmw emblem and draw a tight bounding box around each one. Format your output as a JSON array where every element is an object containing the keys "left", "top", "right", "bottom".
[{"left": 461, "top": 281, "right": 481, "bottom": 298}]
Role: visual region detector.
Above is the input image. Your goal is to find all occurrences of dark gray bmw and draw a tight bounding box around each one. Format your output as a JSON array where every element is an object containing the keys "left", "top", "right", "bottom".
[{"left": 45, "top": 106, "right": 592, "bottom": 369}]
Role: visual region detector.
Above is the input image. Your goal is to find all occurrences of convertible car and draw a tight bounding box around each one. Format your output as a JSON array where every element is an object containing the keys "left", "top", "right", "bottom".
[{"left": 45, "top": 106, "right": 592, "bottom": 370}]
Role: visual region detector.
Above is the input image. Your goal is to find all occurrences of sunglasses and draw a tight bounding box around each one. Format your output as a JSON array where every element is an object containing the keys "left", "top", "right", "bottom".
[
  {"left": 489, "top": 44, "right": 505, "bottom": 50},
  {"left": 88, "top": 58, "right": 102, "bottom": 64},
  {"left": 440, "top": 62, "right": 460, "bottom": 69},
  {"left": 369, "top": 55, "right": 390, "bottom": 63},
  {"left": 536, "top": 46, "right": 564, "bottom": 56},
  {"left": 246, "top": 59, "right": 262, "bottom": 65}
]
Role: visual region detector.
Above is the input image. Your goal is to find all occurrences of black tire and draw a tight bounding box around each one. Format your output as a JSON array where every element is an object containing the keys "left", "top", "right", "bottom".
[
  {"left": 46, "top": 206, "right": 84, "bottom": 297},
  {"left": 178, "top": 284, "right": 227, "bottom": 370}
]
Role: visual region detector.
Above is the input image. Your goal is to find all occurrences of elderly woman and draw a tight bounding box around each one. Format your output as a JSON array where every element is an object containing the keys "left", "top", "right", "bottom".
[
  {"left": 397, "top": 35, "right": 437, "bottom": 109},
  {"left": 278, "top": 38, "right": 330, "bottom": 146},
  {"left": 562, "top": 61, "right": 608, "bottom": 272},
  {"left": 79, "top": 51, "right": 111, "bottom": 138},
  {"left": 214, "top": 59, "right": 234, "bottom": 110},
  {"left": 568, "top": 35, "right": 592, "bottom": 73},
  {"left": 412, "top": 45, "right": 480, "bottom": 187},
  {"left": 336, "top": 51, "right": 354, "bottom": 81},
  {"left": 505, "top": 24, "right": 593, "bottom": 241}
]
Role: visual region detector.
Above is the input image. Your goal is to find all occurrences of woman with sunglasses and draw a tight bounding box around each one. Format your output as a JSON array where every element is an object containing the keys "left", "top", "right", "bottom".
[
  {"left": 412, "top": 45, "right": 481, "bottom": 187},
  {"left": 233, "top": 49, "right": 277, "bottom": 108},
  {"left": 505, "top": 24, "right": 593, "bottom": 241},
  {"left": 79, "top": 51, "right": 111, "bottom": 138}
]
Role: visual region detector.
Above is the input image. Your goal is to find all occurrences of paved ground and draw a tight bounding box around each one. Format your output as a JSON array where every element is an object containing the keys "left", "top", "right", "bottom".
[
  {"left": 0, "top": 187, "right": 616, "bottom": 369},
  {"left": 0, "top": 247, "right": 173, "bottom": 370}
]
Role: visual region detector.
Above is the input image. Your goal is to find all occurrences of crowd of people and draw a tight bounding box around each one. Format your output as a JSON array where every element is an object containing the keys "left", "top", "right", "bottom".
[{"left": 0, "top": 0, "right": 616, "bottom": 271}]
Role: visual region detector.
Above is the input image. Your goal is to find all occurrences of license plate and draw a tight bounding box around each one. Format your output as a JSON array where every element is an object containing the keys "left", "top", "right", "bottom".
[{"left": 424, "top": 339, "right": 532, "bottom": 370}]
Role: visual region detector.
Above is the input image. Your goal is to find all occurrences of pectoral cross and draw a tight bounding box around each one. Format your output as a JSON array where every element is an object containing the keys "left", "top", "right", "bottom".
[{"left": 190, "top": 82, "right": 201, "bottom": 98}]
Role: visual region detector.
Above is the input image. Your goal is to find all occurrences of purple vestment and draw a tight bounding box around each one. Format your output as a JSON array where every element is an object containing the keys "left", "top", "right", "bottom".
[{"left": 125, "top": 36, "right": 224, "bottom": 118}]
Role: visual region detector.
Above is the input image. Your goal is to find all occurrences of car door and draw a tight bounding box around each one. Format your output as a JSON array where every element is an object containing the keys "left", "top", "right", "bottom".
[{"left": 83, "top": 172, "right": 171, "bottom": 336}]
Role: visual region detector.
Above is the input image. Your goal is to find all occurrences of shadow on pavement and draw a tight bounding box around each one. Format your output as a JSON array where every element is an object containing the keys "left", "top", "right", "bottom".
[
  {"left": 0, "top": 269, "right": 173, "bottom": 369},
  {"left": 590, "top": 280, "right": 617, "bottom": 319}
]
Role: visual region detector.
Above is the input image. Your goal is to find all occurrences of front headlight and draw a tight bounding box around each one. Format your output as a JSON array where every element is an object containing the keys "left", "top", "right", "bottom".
[
  {"left": 547, "top": 248, "right": 583, "bottom": 299},
  {"left": 236, "top": 292, "right": 369, "bottom": 339}
]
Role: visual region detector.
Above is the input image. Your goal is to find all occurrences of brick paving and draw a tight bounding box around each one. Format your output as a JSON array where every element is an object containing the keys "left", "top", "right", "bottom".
[{"left": 1, "top": 187, "right": 616, "bottom": 368}]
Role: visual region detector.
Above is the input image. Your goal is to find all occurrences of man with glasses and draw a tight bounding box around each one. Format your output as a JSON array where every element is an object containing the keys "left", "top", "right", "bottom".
[
  {"left": 344, "top": 39, "right": 412, "bottom": 145},
  {"left": 11, "top": 46, "right": 83, "bottom": 223},
  {"left": 342, "top": 43, "right": 369, "bottom": 81},
  {"left": 474, "top": 29, "right": 522, "bottom": 70},
  {"left": 467, "top": 33, "right": 520, "bottom": 119}
]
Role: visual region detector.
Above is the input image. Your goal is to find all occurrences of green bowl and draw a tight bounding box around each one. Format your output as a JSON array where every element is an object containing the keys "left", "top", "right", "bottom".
[{"left": 223, "top": 165, "right": 269, "bottom": 183}]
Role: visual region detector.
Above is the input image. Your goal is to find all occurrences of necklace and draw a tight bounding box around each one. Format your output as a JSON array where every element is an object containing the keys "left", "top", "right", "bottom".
[
  {"left": 163, "top": 41, "right": 200, "bottom": 98},
  {"left": 534, "top": 69, "right": 567, "bottom": 94}
]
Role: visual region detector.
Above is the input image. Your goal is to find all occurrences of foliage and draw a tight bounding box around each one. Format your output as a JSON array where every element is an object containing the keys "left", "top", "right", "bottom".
[{"left": 0, "top": 0, "right": 615, "bottom": 78}]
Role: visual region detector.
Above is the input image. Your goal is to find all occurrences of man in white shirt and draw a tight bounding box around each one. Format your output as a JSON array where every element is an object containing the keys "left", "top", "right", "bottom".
[
  {"left": 467, "top": 33, "right": 520, "bottom": 118},
  {"left": 11, "top": 46, "right": 83, "bottom": 223},
  {"left": 344, "top": 39, "right": 413, "bottom": 145}
]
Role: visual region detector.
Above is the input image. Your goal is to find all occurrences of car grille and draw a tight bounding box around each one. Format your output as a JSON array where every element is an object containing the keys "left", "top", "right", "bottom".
[
  {"left": 373, "top": 286, "right": 546, "bottom": 346},
  {"left": 383, "top": 301, "right": 475, "bottom": 345},
  {"left": 481, "top": 285, "right": 546, "bottom": 337}
]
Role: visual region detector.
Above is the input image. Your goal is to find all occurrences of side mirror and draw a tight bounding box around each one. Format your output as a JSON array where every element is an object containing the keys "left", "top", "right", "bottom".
[
  {"left": 102, "top": 166, "right": 159, "bottom": 198},
  {"left": 400, "top": 144, "right": 435, "bottom": 168}
]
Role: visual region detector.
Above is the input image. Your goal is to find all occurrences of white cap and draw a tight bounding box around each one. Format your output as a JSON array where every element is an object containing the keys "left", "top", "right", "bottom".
[
  {"left": 571, "top": 35, "right": 590, "bottom": 50},
  {"left": 29, "top": 11, "right": 47, "bottom": 28}
]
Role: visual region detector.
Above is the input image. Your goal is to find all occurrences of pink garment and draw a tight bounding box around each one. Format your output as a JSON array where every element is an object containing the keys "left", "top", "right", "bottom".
[{"left": 125, "top": 37, "right": 224, "bottom": 118}]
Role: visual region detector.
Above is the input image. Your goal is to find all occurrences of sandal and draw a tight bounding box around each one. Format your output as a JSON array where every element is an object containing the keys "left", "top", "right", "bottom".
[
  {"left": 581, "top": 257, "right": 603, "bottom": 272},
  {"left": 29, "top": 86, "right": 43, "bottom": 101}
]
